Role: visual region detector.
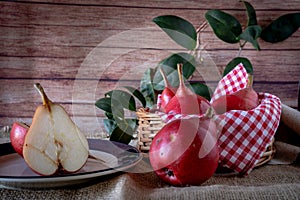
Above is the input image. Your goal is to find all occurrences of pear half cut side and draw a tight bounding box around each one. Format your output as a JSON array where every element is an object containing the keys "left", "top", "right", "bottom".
[{"left": 23, "top": 83, "right": 89, "bottom": 176}]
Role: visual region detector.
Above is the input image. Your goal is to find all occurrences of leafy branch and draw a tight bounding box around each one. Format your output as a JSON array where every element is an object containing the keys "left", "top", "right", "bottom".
[
  {"left": 205, "top": 1, "right": 299, "bottom": 75},
  {"left": 95, "top": 1, "right": 299, "bottom": 144}
]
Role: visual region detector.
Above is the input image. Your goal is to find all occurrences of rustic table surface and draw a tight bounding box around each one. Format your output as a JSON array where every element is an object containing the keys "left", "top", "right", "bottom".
[{"left": 0, "top": 0, "right": 299, "bottom": 199}]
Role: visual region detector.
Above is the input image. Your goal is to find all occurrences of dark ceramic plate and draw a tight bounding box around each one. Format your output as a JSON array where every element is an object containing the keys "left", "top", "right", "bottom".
[{"left": 0, "top": 139, "right": 142, "bottom": 189}]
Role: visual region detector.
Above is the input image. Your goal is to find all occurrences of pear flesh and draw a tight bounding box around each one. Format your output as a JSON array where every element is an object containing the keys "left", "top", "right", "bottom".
[{"left": 23, "top": 83, "right": 89, "bottom": 176}]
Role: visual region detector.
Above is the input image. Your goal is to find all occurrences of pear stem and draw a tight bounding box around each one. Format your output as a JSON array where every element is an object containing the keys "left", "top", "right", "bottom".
[
  {"left": 34, "top": 83, "right": 52, "bottom": 110},
  {"left": 177, "top": 63, "right": 184, "bottom": 87},
  {"left": 204, "top": 106, "right": 215, "bottom": 119},
  {"left": 159, "top": 67, "right": 170, "bottom": 88}
]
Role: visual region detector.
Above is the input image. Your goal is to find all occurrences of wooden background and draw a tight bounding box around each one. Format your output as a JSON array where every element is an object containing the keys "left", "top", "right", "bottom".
[{"left": 0, "top": 0, "right": 299, "bottom": 137}]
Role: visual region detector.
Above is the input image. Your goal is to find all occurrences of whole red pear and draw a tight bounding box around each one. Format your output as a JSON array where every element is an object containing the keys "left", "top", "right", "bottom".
[
  {"left": 10, "top": 122, "right": 29, "bottom": 156},
  {"left": 165, "top": 63, "right": 210, "bottom": 115},
  {"left": 149, "top": 111, "right": 219, "bottom": 186},
  {"left": 212, "top": 87, "right": 259, "bottom": 114}
]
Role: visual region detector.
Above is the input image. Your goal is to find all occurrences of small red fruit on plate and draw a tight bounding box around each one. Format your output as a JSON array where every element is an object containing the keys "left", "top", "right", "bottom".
[
  {"left": 149, "top": 108, "right": 219, "bottom": 186},
  {"left": 10, "top": 122, "right": 29, "bottom": 157}
]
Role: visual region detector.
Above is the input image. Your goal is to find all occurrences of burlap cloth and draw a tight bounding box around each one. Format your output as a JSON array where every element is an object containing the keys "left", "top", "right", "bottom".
[{"left": 0, "top": 141, "right": 299, "bottom": 200}]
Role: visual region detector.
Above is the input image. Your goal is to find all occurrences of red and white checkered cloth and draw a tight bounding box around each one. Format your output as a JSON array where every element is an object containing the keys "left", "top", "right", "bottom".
[
  {"left": 210, "top": 63, "right": 248, "bottom": 103},
  {"left": 156, "top": 63, "right": 282, "bottom": 175},
  {"left": 212, "top": 64, "right": 281, "bottom": 175}
]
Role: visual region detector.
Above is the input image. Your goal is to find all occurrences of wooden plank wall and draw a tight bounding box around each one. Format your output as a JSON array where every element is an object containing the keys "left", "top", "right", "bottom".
[{"left": 0, "top": 0, "right": 299, "bottom": 137}]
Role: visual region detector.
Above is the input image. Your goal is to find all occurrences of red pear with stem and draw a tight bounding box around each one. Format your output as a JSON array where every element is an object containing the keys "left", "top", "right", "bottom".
[
  {"left": 149, "top": 107, "right": 219, "bottom": 186},
  {"left": 165, "top": 63, "right": 210, "bottom": 115}
]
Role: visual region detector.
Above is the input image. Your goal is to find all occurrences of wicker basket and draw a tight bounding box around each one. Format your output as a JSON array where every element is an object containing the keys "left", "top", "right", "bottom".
[
  {"left": 255, "top": 137, "right": 276, "bottom": 167},
  {"left": 136, "top": 108, "right": 165, "bottom": 153},
  {"left": 136, "top": 108, "right": 276, "bottom": 167}
]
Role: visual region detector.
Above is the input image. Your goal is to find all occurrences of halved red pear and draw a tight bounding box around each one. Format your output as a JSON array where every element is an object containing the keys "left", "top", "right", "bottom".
[{"left": 23, "top": 83, "right": 89, "bottom": 176}]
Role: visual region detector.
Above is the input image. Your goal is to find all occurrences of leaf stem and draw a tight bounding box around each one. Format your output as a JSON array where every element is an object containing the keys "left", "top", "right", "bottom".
[
  {"left": 237, "top": 41, "right": 247, "bottom": 57},
  {"left": 193, "top": 21, "right": 208, "bottom": 63}
]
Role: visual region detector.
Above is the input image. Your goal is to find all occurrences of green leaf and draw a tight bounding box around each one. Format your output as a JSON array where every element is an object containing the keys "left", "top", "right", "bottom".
[
  {"left": 123, "top": 86, "right": 147, "bottom": 108},
  {"left": 124, "top": 118, "right": 138, "bottom": 131},
  {"left": 153, "top": 15, "right": 197, "bottom": 50},
  {"left": 95, "top": 97, "right": 112, "bottom": 113},
  {"left": 103, "top": 119, "right": 117, "bottom": 135},
  {"left": 95, "top": 97, "right": 124, "bottom": 119},
  {"left": 153, "top": 53, "right": 196, "bottom": 91},
  {"left": 105, "top": 112, "right": 114, "bottom": 119},
  {"left": 239, "top": 25, "right": 262, "bottom": 50},
  {"left": 261, "top": 13, "right": 300, "bottom": 43},
  {"left": 223, "top": 57, "right": 253, "bottom": 76},
  {"left": 105, "top": 90, "right": 136, "bottom": 111},
  {"left": 140, "top": 68, "right": 157, "bottom": 108},
  {"left": 189, "top": 83, "right": 212, "bottom": 101},
  {"left": 205, "top": 9, "right": 242, "bottom": 43},
  {"left": 243, "top": 1, "right": 258, "bottom": 26},
  {"left": 104, "top": 117, "right": 137, "bottom": 144},
  {"left": 109, "top": 125, "right": 133, "bottom": 144},
  {"left": 110, "top": 117, "right": 137, "bottom": 144}
]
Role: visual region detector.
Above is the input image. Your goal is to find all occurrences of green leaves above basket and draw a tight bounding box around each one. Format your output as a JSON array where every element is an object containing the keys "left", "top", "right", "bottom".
[
  {"left": 152, "top": 15, "right": 197, "bottom": 50},
  {"left": 260, "top": 13, "right": 300, "bottom": 43},
  {"left": 205, "top": 1, "right": 299, "bottom": 75},
  {"left": 205, "top": 9, "right": 243, "bottom": 44}
]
